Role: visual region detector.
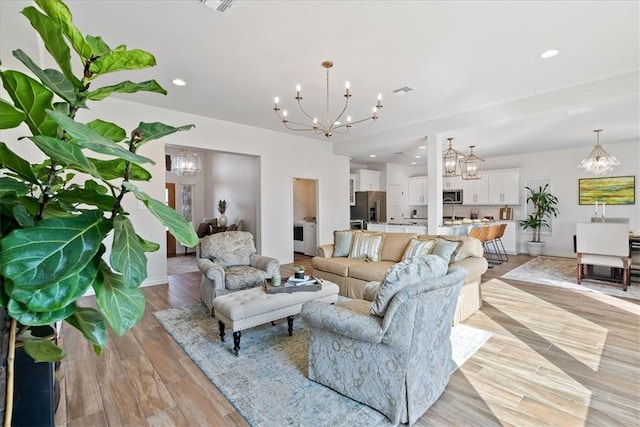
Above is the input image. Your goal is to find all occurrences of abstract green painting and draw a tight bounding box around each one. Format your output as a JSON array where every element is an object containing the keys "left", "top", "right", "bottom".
[{"left": 578, "top": 176, "right": 635, "bottom": 205}]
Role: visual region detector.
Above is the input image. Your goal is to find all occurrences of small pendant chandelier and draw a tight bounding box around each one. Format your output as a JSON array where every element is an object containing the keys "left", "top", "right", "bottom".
[
  {"left": 442, "top": 137, "right": 464, "bottom": 177},
  {"left": 171, "top": 149, "right": 202, "bottom": 177},
  {"left": 578, "top": 129, "right": 619, "bottom": 175},
  {"left": 460, "top": 145, "right": 485, "bottom": 180}
]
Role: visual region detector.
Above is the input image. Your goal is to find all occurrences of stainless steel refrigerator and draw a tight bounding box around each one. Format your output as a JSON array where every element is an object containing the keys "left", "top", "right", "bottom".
[{"left": 350, "top": 191, "right": 386, "bottom": 225}]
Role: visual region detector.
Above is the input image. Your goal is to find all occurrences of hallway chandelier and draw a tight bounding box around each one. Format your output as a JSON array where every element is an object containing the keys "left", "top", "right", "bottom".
[
  {"left": 442, "top": 137, "right": 464, "bottom": 177},
  {"left": 171, "top": 149, "right": 201, "bottom": 177},
  {"left": 460, "top": 145, "right": 485, "bottom": 180},
  {"left": 273, "top": 60, "right": 382, "bottom": 138},
  {"left": 578, "top": 129, "right": 619, "bottom": 175}
]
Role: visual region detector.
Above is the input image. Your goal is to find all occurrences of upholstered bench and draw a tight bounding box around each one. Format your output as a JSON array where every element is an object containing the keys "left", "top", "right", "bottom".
[{"left": 212, "top": 281, "right": 339, "bottom": 355}]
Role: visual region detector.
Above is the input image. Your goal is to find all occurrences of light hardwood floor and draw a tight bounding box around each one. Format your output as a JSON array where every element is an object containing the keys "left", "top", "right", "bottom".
[{"left": 56, "top": 254, "right": 640, "bottom": 426}]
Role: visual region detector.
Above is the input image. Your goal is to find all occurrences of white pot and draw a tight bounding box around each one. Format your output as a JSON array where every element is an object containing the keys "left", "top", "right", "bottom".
[
  {"left": 526, "top": 241, "right": 545, "bottom": 256},
  {"left": 218, "top": 213, "right": 228, "bottom": 226}
]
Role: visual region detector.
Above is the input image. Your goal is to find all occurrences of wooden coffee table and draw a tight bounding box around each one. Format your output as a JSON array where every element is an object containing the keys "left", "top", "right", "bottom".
[{"left": 212, "top": 281, "right": 339, "bottom": 356}]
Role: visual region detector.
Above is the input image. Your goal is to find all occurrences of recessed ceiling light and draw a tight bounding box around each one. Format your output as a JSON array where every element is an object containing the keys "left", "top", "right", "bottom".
[
  {"left": 415, "top": 155, "right": 422, "bottom": 159},
  {"left": 411, "top": 162, "right": 417, "bottom": 165},
  {"left": 369, "top": 154, "right": 377, "bottom": 158},
  {"left": 172, "top": 78, "right": 187, "bottom": 86},
  {"left": 540, "top": 49, "right": 559, "bottom": 59},
  {"left": 418, "top": 146, "right": 426, "bottom": 149},
  {"left": 565, "top": 106, "right": 593, "bottom": 116}
]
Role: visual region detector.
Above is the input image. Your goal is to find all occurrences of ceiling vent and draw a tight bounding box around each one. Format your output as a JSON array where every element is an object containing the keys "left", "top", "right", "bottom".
[
  {"left": 197, "top": 0, "right": 236, "bottom": 13},
  {"left": 393, "top": 86, "right": 416, "bottom": 95}
]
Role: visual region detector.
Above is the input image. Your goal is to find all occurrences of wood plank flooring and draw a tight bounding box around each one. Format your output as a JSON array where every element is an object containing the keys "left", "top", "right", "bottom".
[{"left": 56, "top": 254, "right": 640, "bottom": 426}]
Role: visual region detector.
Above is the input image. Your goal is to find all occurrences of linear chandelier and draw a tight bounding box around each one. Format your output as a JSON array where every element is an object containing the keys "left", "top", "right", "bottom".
[
  {"left": 460, "top": 145, "right": 485, "bottom": 180},
  {"left": 273, "top": 60, "right": 382, "bottom": 138},
  {"left": 578, "top": 129, "right": 619, "bottom": 175}
]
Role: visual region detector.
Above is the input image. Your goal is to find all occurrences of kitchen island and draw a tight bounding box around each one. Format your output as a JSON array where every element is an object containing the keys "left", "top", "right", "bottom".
[{"left": 366, "top": 222, "right": 427, "bottom": 234}]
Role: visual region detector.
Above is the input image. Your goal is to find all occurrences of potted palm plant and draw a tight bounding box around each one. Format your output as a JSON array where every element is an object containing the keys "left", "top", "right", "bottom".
[
  {"left": 519, "top": 184, "right": 559, "bottom": 256},
  {"left": 0, "top": 0, "right": 198, "bottom": 423}
]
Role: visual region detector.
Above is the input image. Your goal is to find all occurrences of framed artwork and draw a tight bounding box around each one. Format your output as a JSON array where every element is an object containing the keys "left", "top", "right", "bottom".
[{"left": 578, "top": 176, "right": 635, "bottom": 205}]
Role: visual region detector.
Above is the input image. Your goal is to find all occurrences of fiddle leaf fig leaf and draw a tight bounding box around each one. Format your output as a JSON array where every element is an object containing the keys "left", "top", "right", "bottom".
[
  {"left": 7, "top": 298, "right": 75, "bottom": 326},
  {"left": 12, "top": 204, "right": 35, "bottom": 228},
  {"left": 85, "top": 35, "right": 111, "bottom": 57},
  {"left": 46, "top": 110, "right": 154, "bottom": 165},
  {"left": 12, "top": 49, "right": 77, "bottom": 104},
  {"left": 24, "top": 339, "right": 68, "bottom": 363},
  {"left": 110, "top": 215, "right": 148, "bottom": 288},
  {"left": 89, "top": 49, "right": 157, "bottom": 76},
  {"left": 31, "top": 135, "right": 101, "bottom": 178},
  {"left": 66, "top": 306, "right": 108, "bottom": 352},
  {"left": 33, "top": 0, "right": 93, "bottom": 62},
  {"left": 0, "top": 99, "right": 26, "bottom": 129},
  {"left": 95, "top": 263, "right": 145, "bottom": 336},
  {"left": 8, "top": 254, "right": 99, "bottom": 311},
  {"left": 87, "top": 80, "right": 167, "bottom": 102},
  {"left": 123, "top": 183, "right": 199, "bottom": 247},
  {"left": 0, "top": 177, "right": 30, "bottom": 197},
  {"left": 133, "top": 122, "right": 195, "bottom": 147},
  {"left": 0, "top": 210, "right": 112, "bottom": 287},
  {"left": 88, "top": 158, "right": 152, "bottom": 181},
  {"left": 0, "top": 142, "right": 38, "bottom": 183},
  {"left": 138, "top": 235, "right": 160, "bottom": 253},
  {"left": 57, "top": 187, "right": 118, "bottom": 211},
  {"left": 86, "top": 119, "right": 126, "bottom": 142},
  {"left": 20, "top": 6, "right": 82, "bottom": 87},
  {"left": 0, "top": 70, "right": 58, "bottom": 137}
]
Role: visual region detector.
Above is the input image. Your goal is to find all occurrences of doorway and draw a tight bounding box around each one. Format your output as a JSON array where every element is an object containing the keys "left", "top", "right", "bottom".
[
  {"left": 292, "top": 178, "right": 318, "bottom": 257},
  {"left": 165, "top": 182, "right": 176, "bottom": 257}
]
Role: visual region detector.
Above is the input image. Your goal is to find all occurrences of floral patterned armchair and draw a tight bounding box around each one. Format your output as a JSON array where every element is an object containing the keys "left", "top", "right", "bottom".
[
  {"left": 198, "top": 231, "right": 279, "bottom": 313},
  {"left": 301, "top": 255, "right": 466, "bottom": 425}
]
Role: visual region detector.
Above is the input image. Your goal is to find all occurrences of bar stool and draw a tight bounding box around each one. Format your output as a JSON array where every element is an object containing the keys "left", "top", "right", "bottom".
[
  {"left": 483, "top": 224, "right": 503, "bottom": 266},
  {"left": 493, "top": 223, "right": 509, "bottom": 263}
]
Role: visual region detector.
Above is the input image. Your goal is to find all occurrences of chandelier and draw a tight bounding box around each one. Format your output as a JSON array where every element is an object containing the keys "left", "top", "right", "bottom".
[
  {"left": 273, "top": 60, "right": 382, "bottom": 138},
  {"left": 460, "top": 145, "right": 485, "bottom": 180},
  {"left": 578, "top": 129, "right": 619, "bottom": 175},
  {"left": 171, "top": 149, "right": 202, "bottom": 177},
  {"left": 442, "top": 137, "right": 464, "bottom": 177}
]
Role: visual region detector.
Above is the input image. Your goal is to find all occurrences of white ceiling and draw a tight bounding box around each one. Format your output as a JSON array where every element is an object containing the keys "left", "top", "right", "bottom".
[{"left": 1, "top": 1, "right": 638, "bottom": 168}]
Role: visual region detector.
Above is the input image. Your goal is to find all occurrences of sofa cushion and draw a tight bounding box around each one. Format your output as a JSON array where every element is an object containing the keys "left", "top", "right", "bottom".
[
  {"left": 349, "top": 232, "right": 384, "bottom": 262},
  {"left": 334, "top": 230, "right": 356, "bottom": 257},
  {"left": 430, "top": 238, "right": 463, "bottom": 264},
  {"left": 370, "top": 254, "right": 448, "bottom": 317},
  {"left": 312, "top": 256, "right": 362, "bottom": 277},
  {"left": 349, "top": 261, "right": 395, "bottom": 282},
  {"left": 437, "top": 234, "right": 484, "bottom": 262},
  {"left": 200, "top": 231, "right": 256, "bottom": 266},
  {"left": 402, "top": 238, "right": 437, "bottom": 261},
  {"left": 379, "top": 233, "right": 418, "bottom": 262},
  {"left": 224, "top": 265, "right": 268, "bottom": 290}
]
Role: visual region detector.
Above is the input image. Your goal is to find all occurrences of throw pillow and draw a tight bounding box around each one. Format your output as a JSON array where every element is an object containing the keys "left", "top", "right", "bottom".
[
  {"left": 370, "top": 254, "right": 448, "bottom": 317},
  {"left": 333, "top": 230, "right": 356, "bottom": 257},
  {"left": 349, "top": 232, "right": 384, "bottom": 262},
  {"left": 430, "top": 238, "right": 462, "bottom": 264},
  {"left": 402, "top": 238, "right": 437, "bottom": 261}
]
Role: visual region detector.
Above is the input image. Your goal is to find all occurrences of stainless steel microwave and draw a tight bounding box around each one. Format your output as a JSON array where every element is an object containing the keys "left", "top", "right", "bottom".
[{"left": 443, "top": 189, "right": 463, "bottom": 204}]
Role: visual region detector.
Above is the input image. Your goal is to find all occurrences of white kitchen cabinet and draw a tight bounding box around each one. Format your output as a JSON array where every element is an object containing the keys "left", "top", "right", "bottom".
[
  {"left": 488, "top": 169, "right": 520, "bottom": 205},
  {"left": 366, "top": 223, "right": 427, "bottom": 234},
  {"left": 349, "top": 174, "right": 356, "bottom": 206},
  {"left": 408, "top": 176, "right": 428, "bottom": 205},
  {"left": 462, "top": 177, "right": 489, "bottom": 205},
  {"left": 443, "top": 175, "right": 463, "bottom": 190},
  {"left": 354, "top": 169, "right": 381, "bottom": 191},
  {"left": 366, "top": 223, "right": 387, "bottom": 232}
]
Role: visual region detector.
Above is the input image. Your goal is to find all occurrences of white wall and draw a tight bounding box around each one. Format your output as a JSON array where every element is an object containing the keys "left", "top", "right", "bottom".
[{"left": 484, "top": 140, "right": 639, "bottom": 257}]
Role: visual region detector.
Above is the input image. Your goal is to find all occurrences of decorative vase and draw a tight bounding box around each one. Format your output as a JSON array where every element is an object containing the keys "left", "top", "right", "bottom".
[
  {"left": 526, "top": 241, "right": 545, "bottom": 257},
  {"left": 271, "top": 272, "right": 281, "bottom": 287},
  {"left": 218, "top": 213, "right": 228, "bottom": 227}
]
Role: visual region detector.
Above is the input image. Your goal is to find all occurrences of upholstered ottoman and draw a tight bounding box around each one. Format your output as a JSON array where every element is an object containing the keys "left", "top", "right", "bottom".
[{"left": 212, "top": 281, "right": 339, "bottom": 355}]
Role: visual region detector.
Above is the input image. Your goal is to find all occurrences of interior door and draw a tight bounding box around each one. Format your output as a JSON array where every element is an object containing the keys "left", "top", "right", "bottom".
[
  {"left": 388, "top": 184, "right": 404, "bottom": 222},
  {"left": 166, "top": 182, "right": 176, "bottom": 257}
]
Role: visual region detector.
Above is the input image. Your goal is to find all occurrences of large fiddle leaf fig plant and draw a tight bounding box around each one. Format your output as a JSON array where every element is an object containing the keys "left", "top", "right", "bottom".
[{"left": 0, "top": 0, "right": 198, "bottom": 362}]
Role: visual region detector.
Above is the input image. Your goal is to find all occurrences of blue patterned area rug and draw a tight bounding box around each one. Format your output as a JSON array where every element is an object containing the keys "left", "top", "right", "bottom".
[{"left": 154, "top": 303, "right": 492, "bottom": 427}]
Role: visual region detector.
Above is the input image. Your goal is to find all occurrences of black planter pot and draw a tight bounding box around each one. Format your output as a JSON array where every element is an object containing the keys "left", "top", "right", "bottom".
[{"left": 12, "top": 346, "right": 55, "bottom": 427}]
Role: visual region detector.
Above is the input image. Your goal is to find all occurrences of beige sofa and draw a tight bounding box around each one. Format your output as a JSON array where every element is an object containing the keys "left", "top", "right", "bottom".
[{"left": 312, "top": 232, "right": 488, "bottom": 324}]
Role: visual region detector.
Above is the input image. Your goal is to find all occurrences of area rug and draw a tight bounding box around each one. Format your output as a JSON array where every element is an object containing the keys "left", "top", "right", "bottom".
[
  {"left": 501, "top": 256, "right": 640, "bottom": 300},
  {"left": 154, "top": 303, "right": 492, "bottom": 427},
  {"left": 167, "top": 255, "right": 198, "bottom": 275}
]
